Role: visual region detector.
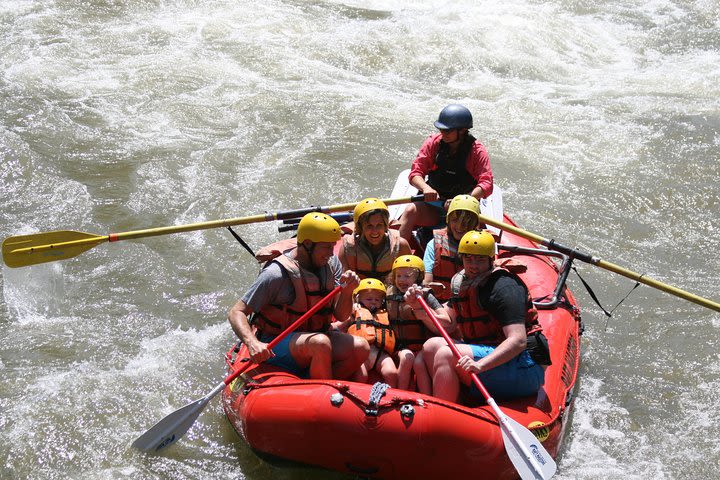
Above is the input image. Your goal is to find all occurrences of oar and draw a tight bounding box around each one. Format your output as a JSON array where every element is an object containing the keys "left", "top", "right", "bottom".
[
  {"left": 478, "top": 213, "right": 720, "bottom": 312},
  {"left": 132, "top": 285, "right": 342, "bottom": 453},
  {"left": 2, "top": 194, "right": 424, "bottom": 268},
  {"left": 417, "top": 296, "right": 557, "bottom": 480}
]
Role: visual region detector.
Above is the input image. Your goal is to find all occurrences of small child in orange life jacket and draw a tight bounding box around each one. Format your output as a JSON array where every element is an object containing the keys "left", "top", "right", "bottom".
[
  {"left": 386, "top": 255, "right": 454, "bottom": 391},
  {"left": 334, "top": 278, "right": 399, "bottom": 387}
]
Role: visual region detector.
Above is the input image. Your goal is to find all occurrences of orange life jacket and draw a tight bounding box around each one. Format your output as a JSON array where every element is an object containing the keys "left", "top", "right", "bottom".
[
  {"left": 347, "top": 306, "right": 395, "bottom": 354},
  {"left": 449, "top": 267, "right": 541, "bottom": 346},
  {"left": 431, "top": 229, "right": 463, "bottom": 302},
  {"left": 386, "top": 285, "right": 430, "bottom": 352},
  {"left": 342, "top": 230, "right": 401, "bottom": 280},
  {"left": 252, "top": 252, "right": 335, "bottom": 336}
]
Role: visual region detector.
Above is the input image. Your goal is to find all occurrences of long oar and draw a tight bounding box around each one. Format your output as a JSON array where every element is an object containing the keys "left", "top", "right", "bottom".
[
  {"left": 479, "top": 213, "right": 720, "bottom": 312},
  {"left": 418, "top": 296, "right": 557, "bottom": 480},
  {"left": 132, "top": 285, "right": 342, "bottom": 453},
  {"left": 2, "top": 194, "right": 425, "bottom": 268}
]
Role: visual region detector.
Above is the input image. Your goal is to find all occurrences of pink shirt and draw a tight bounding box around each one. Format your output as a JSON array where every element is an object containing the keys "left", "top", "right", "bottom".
[{"left": 408, "top": 133, "right": 493, "bottom": 197}]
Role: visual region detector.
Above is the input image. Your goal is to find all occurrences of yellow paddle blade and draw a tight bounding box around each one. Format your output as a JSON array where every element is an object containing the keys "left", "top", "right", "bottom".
[{"left": 2, "top": 230, "right": 108, "bottom": 268}]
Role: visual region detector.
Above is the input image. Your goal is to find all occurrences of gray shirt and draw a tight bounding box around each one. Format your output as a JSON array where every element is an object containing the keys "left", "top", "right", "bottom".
[{"left": 242, "top": 254, "right": 343, "bottom": 312}]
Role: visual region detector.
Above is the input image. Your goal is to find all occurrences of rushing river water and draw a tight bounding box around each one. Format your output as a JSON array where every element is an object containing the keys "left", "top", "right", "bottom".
[{"left": 1, "top": 1, "right": 718, "bottom": 479}]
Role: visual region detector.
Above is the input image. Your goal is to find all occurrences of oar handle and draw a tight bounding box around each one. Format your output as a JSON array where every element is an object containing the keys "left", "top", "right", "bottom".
[
  {"left": 477, "top": 213, "right": 720, "bottom": 312},
  {"left": 223, "top": 285, "right": 343, "bottom": 386}
]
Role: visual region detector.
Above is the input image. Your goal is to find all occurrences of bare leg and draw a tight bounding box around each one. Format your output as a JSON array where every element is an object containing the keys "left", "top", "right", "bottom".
[
  {"left": 329, "top": 331, "right": 370, "bottom": 380},
  {"left": 431, "top": 343, "right": 474, "bottom": 401},
  {"left": 353, "top": 361, "right": 369, "bottom": 383},
  {"left": 290, "top": 332, "right": 333, "bottom": 379},
  {"left": 398, "top": 203, "right": 441, "bottom": 244},
  {"left": 396, "top": 348, "right": 416, "bottom": 391},
  {"left": 421, "top": 337, "right": 447, "bottom": 375},
  {"left": 414, "top": 351, "right": 432, "bottom": 395},
  {"left": 377, "top": 352, "right": 399, "bottom": 388}
]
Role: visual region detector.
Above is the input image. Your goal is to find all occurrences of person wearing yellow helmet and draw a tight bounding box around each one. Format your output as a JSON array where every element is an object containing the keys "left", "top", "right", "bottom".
[
  {"left": 398, "top": 104, "right": 493, "bottom": 245},
  {"left": 333, "top": 278, "right": 399, "bottom": 386},
  {"left": 339, "top": 198, "right": 411, "bottom": 280},
  {"left": 420, "top": 230, "right": 548, "bottom": 402},
  {"left": 421, "top": 194, "right": 481, "bottom": 302},
  {"left": 385, "top": 255, "right": 454, "bottom": 391},
  {"left": 229, "top": 212, "right": 368, "bottom": 380}
]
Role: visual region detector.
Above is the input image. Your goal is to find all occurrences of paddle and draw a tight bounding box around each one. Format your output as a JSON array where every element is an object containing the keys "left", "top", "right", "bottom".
[
  {"left": 417, "top": 296, "right": 557, "bottom": 480},
  {"left": 132, "top": 285, "right": 343, "bottom": 453},
  {"left": 478, "top": 213, "right": 720, "bottom": 312},
  {"left": 2, "top": 194, "right": 425, "bottom": 268}
]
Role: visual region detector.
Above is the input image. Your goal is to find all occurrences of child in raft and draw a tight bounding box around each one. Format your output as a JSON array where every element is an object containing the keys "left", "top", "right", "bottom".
[
  {"left": 334, "top": 278, "right": 399, "bottom": 386},
  {"left": 386, "top": 255, "right": 453, "bottom": 391}
]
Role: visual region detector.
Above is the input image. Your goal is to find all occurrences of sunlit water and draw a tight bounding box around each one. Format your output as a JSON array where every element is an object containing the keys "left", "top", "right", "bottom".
[{"left": 1, "top": 1, "right": 718, "bottom": 479}]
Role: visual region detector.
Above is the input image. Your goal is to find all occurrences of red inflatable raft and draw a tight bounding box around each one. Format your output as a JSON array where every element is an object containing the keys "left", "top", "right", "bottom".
[{"left": 221, "top": 203, "right": 582, "bottom": 479}]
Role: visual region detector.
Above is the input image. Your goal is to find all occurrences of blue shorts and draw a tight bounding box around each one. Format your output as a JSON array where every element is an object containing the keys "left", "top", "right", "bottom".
[
  {"left": 425, "top": 200, "right": 447, "bottom": 227},
  {"left": 467, "top": 344, "right": 545, "bottom": 401},
  {"left": 258, "top": 333, "right": 310, "bottom": 379}
]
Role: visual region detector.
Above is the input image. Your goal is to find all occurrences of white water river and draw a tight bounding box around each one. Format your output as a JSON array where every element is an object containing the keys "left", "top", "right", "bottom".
[{"left": 1, "top": 1, "right": 718, "bottom": 479}]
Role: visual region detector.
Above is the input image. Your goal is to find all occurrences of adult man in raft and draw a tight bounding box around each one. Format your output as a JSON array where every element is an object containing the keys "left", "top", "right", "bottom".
[
  {"left": 229, "top": 212, "right": 368, "bottom": 380},
  {"left": 422, "top": 230, "right": 550, "bottom": 401}
]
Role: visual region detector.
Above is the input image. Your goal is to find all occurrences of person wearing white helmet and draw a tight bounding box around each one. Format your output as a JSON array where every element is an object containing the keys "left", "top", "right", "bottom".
[
  {"left": 398, "top": 104, "right": 493, "bottom": 246},
  {"left": 228, "top": 212, "right": 367, "bottom": 380}
]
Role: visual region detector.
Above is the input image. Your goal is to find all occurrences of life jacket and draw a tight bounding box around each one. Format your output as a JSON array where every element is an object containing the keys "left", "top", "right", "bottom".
[
  {"left": 431, "top": 229, "right": 463, "bottom": 302},
  {"left": 427, "top": 134, "right": 477, "bottom": 200},
  {"left": 386, "top": 285, "right": 430, "bottom": 352},
  {"left": 252, "top": 252, "right": 335, "bottom": 336},
  {"left": 342, "top": 230, "right": 401, "bottom": 280},
  {"left": 449, "top": 266, "right": 541, "bottom": 346},
  {"left": 347, "top": 305, "right": 395, "bottom": 354}
]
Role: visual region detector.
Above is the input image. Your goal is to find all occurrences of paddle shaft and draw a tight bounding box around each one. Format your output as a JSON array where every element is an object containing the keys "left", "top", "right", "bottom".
[
  {"left": 478, "top": 213, "right": 720, "bottom": 312},
  {"left": 3, "top": 194, "right": 424, "bottom": 267},
  {"left": 417, "top": 296, "right": 552, "bottom": 480}
]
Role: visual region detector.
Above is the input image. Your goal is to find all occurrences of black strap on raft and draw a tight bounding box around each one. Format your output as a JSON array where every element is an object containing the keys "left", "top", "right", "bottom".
[
  {"left": 572, "top": 266, "right": 642, "bottom": 331},
  {"left": 227, "top": 226, "right": 256, "bottom": 258}
]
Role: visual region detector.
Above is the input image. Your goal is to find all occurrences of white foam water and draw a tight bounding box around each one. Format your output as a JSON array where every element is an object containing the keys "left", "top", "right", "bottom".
[{"left": 1, "top": 1, "right": 718, "bottom": 479}]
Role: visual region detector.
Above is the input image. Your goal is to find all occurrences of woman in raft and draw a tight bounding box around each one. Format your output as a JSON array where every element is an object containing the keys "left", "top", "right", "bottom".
[{"left": 339, "top": 198, "right": 411, "bottom": 280}]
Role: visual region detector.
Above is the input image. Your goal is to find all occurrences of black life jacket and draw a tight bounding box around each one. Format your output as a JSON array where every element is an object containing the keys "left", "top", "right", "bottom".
[{"left": 427, "top": 134, "right": 477, "bottom": 199}]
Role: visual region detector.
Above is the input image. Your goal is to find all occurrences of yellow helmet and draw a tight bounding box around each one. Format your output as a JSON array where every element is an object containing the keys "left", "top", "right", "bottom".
[
  {"left": 353, "top": 198, "right": 389, "bottom": 225},
  {"left": 392, "top": 254, "right": 425, "bottom": 274},
  {"left": 458, "top": 230, "right": 495, "bottom": 256},
  {"left": 446, "top": 194, "right": 480, "bottom": 223},
  {"left": 296, "top": 212, "right": 342, "bottom": 244},
  {"left": 353, "top": 278, "right": 387, "bottom": 296}
]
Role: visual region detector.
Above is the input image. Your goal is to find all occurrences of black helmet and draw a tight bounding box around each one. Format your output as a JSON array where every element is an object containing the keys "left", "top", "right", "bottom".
[{"left": 433, "top": 104, "right": 473, "bottom": 130}]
